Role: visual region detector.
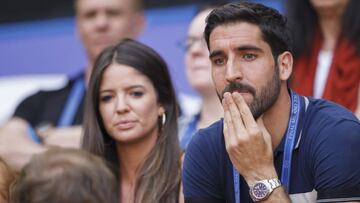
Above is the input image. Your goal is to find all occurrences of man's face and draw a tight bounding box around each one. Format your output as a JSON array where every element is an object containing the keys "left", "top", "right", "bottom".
[
  {"left": 209, "top": 22, "right": 280, "bottom": 119},
  {"left": 76, "top": 0, "right": 143, "bottom": 63},
  {"left": 185, "top": 9, "right": 214, "bottom": 95}
]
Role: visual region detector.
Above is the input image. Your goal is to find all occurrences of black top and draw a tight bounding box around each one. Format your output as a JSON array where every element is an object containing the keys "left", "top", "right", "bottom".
[{"left": 13, "top": 73, "right": 85, "bottom": 128}]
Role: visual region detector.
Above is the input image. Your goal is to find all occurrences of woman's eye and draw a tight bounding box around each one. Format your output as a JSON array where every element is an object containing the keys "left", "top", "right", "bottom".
[
  {"left": 130, "top": 91, "right": 144, "bottom": 98},
  {"left": 243, "top": 53, "right": 256, "bottom": 61},
  {"left": 100, "top": 95, "right": 112, "bottom": 102}
]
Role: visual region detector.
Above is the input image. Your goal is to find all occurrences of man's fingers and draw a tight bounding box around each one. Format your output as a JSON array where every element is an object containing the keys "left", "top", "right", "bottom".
[
  {"left": 256, "top": 116, "right": 273, "bottom": 150},
  {"left": 232, "top": 92, "right": 258, "bottom": 130},
  {"left": 224, "top": 92, "right": 247, "bottom": 137},
  {"left": 222, "top": 97, "right": 230, "bottom": 139},
  {"left": 222, "top": 96, "right": 235, "bottom": 149}
]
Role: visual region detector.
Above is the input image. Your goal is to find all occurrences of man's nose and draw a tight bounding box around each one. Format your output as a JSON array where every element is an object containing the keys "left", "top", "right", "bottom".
[
  {"left": 225, "top": 58, "right": 243, "bottom": 83},
  {"left": 94, "top": 13, "right": 109, "bottom": 30}
]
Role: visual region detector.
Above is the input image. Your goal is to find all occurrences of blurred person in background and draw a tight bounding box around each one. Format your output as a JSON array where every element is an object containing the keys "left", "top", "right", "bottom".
[
  {"left": 287, "top": 0, "right": 360, "bottom": 118},
  {"left": 179, "top": 5, "right": 223, "bottom": 150},
  {"left": 0, "top": 0, "right": 145, "bottom": 171},
  {"left": 0, "top": 157, "right": 16, "bottom": 203},
  {"left": 10, "top": 148, "right": 118, "bottom": 203},
  {"left": 82, "top": 39, "right": 181, "bottom": 203}
]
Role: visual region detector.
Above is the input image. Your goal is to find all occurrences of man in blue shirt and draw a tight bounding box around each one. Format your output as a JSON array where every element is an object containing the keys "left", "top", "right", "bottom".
[{"left": 182, "top": 2, "right": 360, "bottom": 203}]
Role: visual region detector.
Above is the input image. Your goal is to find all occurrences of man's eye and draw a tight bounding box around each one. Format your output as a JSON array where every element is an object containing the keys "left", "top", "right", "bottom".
[
  {"left": 213, "top": 58, "right": 226, "bottom": 65},
  {"left": 107, "top": 9, "right": 121, "bottom": 17},
  {"left": 243, "top": 53, "right": 256, "bottom": 61},
  {"left": 100, "top": 95, "right": 112, "bottom": 102},
  {"left": 185, "top": 41, "right": 193, "bottom": 51},
  {"left": 83, "top": 11, "right": 96, "bottom": 19}
]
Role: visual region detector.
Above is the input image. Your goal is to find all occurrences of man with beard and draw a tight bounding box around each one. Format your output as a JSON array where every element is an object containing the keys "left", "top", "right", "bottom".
[{"left": 182, "top": 2, "right": 360, "bottom": 203}]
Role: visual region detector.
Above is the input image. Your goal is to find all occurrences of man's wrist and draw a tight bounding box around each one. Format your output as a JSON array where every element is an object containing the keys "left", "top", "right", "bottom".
[
  {"left": 243, "top": 166, "right": 279, "bottom": 187},
  {"left": 249, "top": 178, "right": 282, "bottom": 202}
]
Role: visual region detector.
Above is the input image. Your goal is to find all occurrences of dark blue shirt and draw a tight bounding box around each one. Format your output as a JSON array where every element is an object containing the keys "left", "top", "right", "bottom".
[{"left": 183, "top": 97, "right": 360, "bottom": 203}]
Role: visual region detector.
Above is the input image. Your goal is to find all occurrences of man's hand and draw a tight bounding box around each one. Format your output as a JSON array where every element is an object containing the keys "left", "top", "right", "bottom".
[
  {"left": 38, "top": 126, "right": 82, "bottom": 148},
  {"left": 0, "top": 118, "right": 46, "bottom": 171},
  {"left": 0, "top": 118, "right": 82, "bottom": 171},
  {"left": 222, "top": 92, "right": 277, "bottom": 185}
]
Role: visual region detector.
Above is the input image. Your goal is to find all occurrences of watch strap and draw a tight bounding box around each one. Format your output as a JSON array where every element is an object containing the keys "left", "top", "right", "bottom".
[
  {"left": 268, "top": 178, "right": 282, "bottom": 190},
  {"left": 249, "top": 178, "right": 282, "bottom": 202}
]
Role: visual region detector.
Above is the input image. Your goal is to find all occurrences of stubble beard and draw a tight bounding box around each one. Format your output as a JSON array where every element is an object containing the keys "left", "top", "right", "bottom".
[{"left": 218, "top": 66, "right": 281, "bottom": 119}]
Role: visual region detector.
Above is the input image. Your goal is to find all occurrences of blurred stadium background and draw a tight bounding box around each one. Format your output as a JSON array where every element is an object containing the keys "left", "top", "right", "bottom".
[{"left": 0, "top": 0, "right": 283, "bottom": 123}]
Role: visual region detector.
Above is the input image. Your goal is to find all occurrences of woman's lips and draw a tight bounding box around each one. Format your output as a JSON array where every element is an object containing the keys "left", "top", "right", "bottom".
[{"left": 114, "top": 120, "right": 137, "bottom": 130}]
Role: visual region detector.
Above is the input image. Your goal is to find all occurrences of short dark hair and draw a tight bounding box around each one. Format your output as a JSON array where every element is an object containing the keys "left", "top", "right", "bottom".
[
  {"left": 204, "top": 1, "right": 291, "bottom": 60},
  {"left": 10, "top": 148, "right": 118, "bottom": 203}
]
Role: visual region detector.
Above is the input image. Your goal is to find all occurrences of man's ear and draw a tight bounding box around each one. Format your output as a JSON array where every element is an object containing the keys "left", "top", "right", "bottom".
[{"left": 277, "top": 51, "right": 293, "bottom": 81}]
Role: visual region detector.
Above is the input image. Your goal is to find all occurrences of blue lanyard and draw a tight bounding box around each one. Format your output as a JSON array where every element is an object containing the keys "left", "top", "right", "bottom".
[
  {"left": 233, "top": 167, "right": 241, "bottom": 203},
  {"left": 180, "top": 113, "right": 200, "bottom": 150},
  {"left": 57, "top": 78, "right": 85, "bottom": 127},
  {"left": 233, "top": 91, "right": 302, "bottom": 203},
  {"left": 281, "top": 91, "right": 301, "bottom": 192},
  {"left": 28, "top": 77, "right": 85, "bottom": 143},
  {"left": 27, "top": 125, "right": 43, "bottom": 144}
]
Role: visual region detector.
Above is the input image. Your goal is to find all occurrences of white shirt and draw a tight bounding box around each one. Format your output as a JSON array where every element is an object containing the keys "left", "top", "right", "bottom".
[{"left": 314, "top": 50, "right": 333, "bottom": 98}]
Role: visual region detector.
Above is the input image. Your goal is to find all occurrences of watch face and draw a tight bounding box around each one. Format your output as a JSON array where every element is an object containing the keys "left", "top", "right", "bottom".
[{"left": 252, "top": 182, "right": 269, "bottom": 199}]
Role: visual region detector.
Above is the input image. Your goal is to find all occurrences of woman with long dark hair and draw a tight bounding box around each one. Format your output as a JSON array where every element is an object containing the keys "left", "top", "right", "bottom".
[
  {"left": 82, "top": 39, "right": 181, "bottom": 203},
  {"left": 287, "top": 0, "right": 360, "bottom": 118}
]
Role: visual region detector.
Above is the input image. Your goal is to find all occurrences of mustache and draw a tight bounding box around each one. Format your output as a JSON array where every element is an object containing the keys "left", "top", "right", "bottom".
[{"left": 221, "top": 82, "right": 256, "bottom": 98}]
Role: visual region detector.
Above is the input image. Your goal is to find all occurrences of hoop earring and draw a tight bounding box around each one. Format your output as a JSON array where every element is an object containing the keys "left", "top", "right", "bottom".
[{"left": 162, "top": 113, "right": 166, "bottom": 126}]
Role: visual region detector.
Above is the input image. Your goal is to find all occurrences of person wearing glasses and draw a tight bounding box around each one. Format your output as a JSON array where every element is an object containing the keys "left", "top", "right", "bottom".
[{"left": 179, "top": 5, "right": 223, "bottom": 150}]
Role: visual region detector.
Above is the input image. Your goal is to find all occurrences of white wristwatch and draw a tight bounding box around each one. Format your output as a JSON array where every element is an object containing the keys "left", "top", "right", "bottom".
[{"left": 249, "top": 178, "right": 282, "bottom": 202}]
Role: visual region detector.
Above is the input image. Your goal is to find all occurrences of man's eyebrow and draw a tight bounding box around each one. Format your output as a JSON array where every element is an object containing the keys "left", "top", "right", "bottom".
[
  {"left": 236, "top": 45, "right": 264, "bottom": 53},
  {"left": 209, "top": 45, "right": 264, "bottom": 59},
  {"left": 209, "top": 50, "right": 224, "bottom": 59}
]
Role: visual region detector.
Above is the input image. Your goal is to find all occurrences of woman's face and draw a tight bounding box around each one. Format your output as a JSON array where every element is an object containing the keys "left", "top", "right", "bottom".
[
  {"left": 98, "top": 63, "right": 164, "bottom": 144},
  {"left": 310, "top": 0, "right": 349, "bottom": 16}
]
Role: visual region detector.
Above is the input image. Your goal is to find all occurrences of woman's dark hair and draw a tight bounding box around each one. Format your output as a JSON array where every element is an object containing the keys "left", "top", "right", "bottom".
[
  {"left": 286, "top": 0, "right": 360, "bottom": 58},
  {"left": 204, "top": 1, "right": 292, "bottom": 61},
  {"left": 82, "top": 39, "right": 180, "bottom": 203}
]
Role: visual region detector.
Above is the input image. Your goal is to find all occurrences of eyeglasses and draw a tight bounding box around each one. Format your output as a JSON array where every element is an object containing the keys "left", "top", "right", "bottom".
[{"left": 177, "top": 36, "right": 207, "bottom": 51}]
